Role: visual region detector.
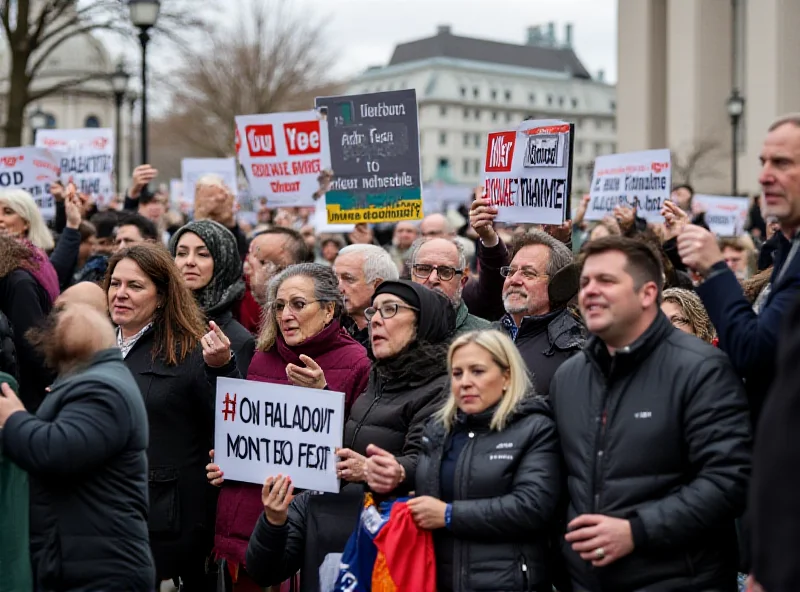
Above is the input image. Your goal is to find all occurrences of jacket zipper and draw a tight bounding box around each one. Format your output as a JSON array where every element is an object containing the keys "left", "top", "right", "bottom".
[
  {"left": 520, "top": 556, "right": 530, "bottom": 591},
  {"left": 348, "top": 375, "right": 382, "bottom": 449},
  {"left": 453, "top": 429, "right": 476, "bottom": 592},
  {"left": 591, "top": 365, "right": 614, "bottom": 513}
]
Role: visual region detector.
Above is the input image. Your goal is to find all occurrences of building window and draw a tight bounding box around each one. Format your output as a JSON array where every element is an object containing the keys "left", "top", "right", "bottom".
[
  {"left": 44, "top": 113, "right": 57, "bottom": 129},
  {"left": 505, "top": 112, "right": 512, "bottom": 123},
  {"left": 463, "top": 108, "right": 469, "bottom": 119},
  {"left": 576, "top": 140, "right": 584, "bottom": 154},
  {"left": 439, "top": 132, "right": 447, "bottom": 146},
  {"left": 576, "top": 165, "right": 584, "bottom": 179},
  {"left": 595, "top": 119, "right": 602, "bottom": 130},
  {"left": 473, "top": 159, "right": 480, "bottom": 175},
  {"left": 440, "top": 105, "right": 447, "bottom": 116},
  {"left": 594, "top": 142, "right": 603, "bottom": 156},
  {"left": 504, "top": 90, "right": 512, "bottom": 102},
  {"left": 463, "top": 159, "right": 470, "bottom": 175},
  {"left": 529, "top": 93, "right": 536, "bottom": 103},
  {"left": 492, "top": 111, "right": 498, "bottom": 122},
  {"left": 558, "top": 96, "right": 564, "bottom": 107},
  {"left": 473, "top": 87, "right": 479, "bottom": 99},
  {"left": 571, "top": 97, "right": 578, "bottom": 108},
  {"left": 84, "top": 115, "right": 100, "bottom": 128},
  {"left": 610, "top": 100, "right": 616, "bottom": 111},
  {"left": 438, "top": 157, "right": 450, "bottom": 170},
  {"left": 474, "top": 133, "right": 481, "bottom": 147},
  {"left": 547, "top": 95, "right": 553, "bottom": 106},
  {"left": 474, "top": 109, "right": 480, "bottom": 120},
  {"left": 463, "top": 133, "right": 470, "bottom": 147},
  {"left": 491, "top": 89, "right": 497, "bottom": 100},
  {"left": 611, "top": 120, "right": 617, "bottom": 132},
  {"left": 460, "top": 86, "right": 467, "bottom": 98}
]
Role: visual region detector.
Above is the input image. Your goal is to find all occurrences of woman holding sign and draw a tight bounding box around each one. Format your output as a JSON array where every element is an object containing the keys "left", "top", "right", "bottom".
[
  {"left": 367, "top": 329, "right": 561, "bottom": 592},
  {"left": 209, "top": 262, "right": 370, "bottom": 591},
  {"left": 103, "top": 243, "right": 240, "bottom": 591},
  {"left": 169, "top": 219, "right": 255, "bottom": 377}
]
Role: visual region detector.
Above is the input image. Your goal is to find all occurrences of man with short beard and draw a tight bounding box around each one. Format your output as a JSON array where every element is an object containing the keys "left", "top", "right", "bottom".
[
  {"left": 407, "top": 236, "right": 490, "bottom": 336},
  {"left": 0, "top": 303, "right": 154, "bottom": 591},
  {"left": 497, "top": 230, "right": 585, "bottom": 397}
]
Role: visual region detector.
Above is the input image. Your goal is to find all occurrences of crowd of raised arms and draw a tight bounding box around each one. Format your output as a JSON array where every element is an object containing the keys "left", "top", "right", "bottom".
[{"left": 0, "top": 114, "right": 799, "bottom": 592}]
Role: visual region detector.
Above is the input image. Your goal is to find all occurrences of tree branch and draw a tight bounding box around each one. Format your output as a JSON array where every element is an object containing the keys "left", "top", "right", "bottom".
[
  {"left": 29, "top": 21, "right": 128, "bottom": 76},
  {"left": 28, "top": 71, "right": 114, "bottom": 101}
]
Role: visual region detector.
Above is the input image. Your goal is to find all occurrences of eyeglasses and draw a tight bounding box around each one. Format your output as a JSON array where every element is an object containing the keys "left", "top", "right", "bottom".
[
  {"left": 412, "top": 264, "right": 463, "bottom": 282},
  {"left": 500, "top": 266, "right": 549, "bottom": 281},
  {"left": 272, "top": 299, "right": 321, "bottom": 315},
  {"left": 364, "top": 302, "right": 419, "bottom": 322}
]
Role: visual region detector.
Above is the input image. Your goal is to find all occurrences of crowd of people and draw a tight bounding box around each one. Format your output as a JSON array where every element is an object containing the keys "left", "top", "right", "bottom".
[{"left": 0, "top": 113, "right": 799, "bottom": 592}]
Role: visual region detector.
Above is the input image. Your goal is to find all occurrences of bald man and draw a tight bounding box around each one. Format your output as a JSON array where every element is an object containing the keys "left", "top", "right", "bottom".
[{"left": 55, "top": 281, "right": 107, "bottom": 314}]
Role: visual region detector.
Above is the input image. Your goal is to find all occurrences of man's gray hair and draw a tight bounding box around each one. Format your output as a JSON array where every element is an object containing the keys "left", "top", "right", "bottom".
[
  {"left": 407, "top": 236, "right": 468, "bottom": 271},
  {"left": 510, "top": 229, "right": 573, "bottom": 276},
  {"left": 337, "top": 244, "right": 399, "bottom": 283},
  {"left": 257, "top": 263, "right": 343, "bottom": 351},
  {"left": 769, "top": 113, "right": 800, "bottom": 132}
]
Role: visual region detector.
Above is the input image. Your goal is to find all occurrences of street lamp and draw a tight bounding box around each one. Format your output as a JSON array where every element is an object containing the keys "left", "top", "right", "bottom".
[
  {"left": 110, "top": 61, "right": 130, "bottom": 194},
  {"left": 128, "top": 0, "right": 160, "bottom": 165},
  {"left": 127, "top": 90, "right": 139, "bottom": 177},
  {"left": 726, "top": 89, "right": 745, "bottom": 196},
  {"left": 29, "top": 107, "right": 48, "bottom": 145}
]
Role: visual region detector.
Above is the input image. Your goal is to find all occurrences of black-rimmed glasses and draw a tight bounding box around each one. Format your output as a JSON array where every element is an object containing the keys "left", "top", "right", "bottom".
[
  {"left": 364, "top": 302, "right": 419, "bottom": 322},
  {"left": 412, "top": 264, "right": 463, "bottom": 282}
]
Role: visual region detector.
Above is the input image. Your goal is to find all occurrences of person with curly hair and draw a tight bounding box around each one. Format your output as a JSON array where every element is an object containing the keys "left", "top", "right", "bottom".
[{"left": 661, "top": 287, "right": 717, "bottom": 344}]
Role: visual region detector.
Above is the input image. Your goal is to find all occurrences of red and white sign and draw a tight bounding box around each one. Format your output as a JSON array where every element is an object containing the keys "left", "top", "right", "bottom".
[
  {"left": 0, "top": 146, "right": 60, "bottom": 219},
  {"left": 235, "top": 110, "right": 331, "bottom": 207}
]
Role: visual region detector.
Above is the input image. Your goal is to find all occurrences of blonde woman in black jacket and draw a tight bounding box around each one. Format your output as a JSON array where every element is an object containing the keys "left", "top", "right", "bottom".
[{"left": 366, "top": 329, "right": 561, "bottom": 592}]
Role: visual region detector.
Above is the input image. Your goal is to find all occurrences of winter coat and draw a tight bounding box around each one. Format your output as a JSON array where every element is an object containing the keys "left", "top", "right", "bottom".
[
  {"left": 751, "top": 297, "right": 800, "bottom": 591},
  {"left": 214, "top": 320, "right": 371, "bottom": 567},
  {"left": 550, "top": 312, "right": 752, "bottom": 592},
  {"left": 462, "top": 238, "right": 510, "bottom": 322},
  {"left": 454, "top": 300, "right": 491, "bottom": 336},
  {"left": 414, "top": 397, "right": 561, "bottom": 592},
  {"left": 0, "top": 269, "right": 55, "bottom": 412},
  {"left": 122, "top": 328, "right": 239, "bottom": 581},
  {"left": 495, "top": 307, "right": 585, "bottom": 398},
  {"left": 2, "top": 349, "right": 154, "bottom": 591},
  {"left": 245, "top": 486, "right": 365, "bottom": 592}
]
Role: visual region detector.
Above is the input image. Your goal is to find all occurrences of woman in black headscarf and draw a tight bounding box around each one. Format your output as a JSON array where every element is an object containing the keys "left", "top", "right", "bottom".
[
  {"left": 170, "top": 220, "right": 255, "bottom": 376},
  {"left": 335, "top": 280, "right": 456, "bottom": 495}
]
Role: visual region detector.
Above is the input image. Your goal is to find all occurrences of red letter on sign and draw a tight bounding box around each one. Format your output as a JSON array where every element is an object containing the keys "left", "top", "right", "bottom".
[
  {"left": 484, "top": 131, "right": 516, "bottom": 173},
  {"left": 284, "top": 121, "right": 321, "bottom": 156},
  {"left": 246, "top": 125, "right": 277, "bottom": 157}
]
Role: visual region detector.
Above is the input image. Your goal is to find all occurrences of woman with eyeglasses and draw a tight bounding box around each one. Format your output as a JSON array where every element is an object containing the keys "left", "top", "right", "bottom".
[
  {"left": 208, "top": 263, "right": 371, "bottom": 590},
  {"left": 336, "top": 280, "right": 456, "bottom": 495},
  {"left": 661, "top": 287, "right": 717, "bottom": 344}
]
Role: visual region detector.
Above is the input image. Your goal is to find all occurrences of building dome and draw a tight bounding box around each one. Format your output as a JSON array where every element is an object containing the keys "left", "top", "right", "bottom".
[{"left": 37, "top": 32, "right": 111, "bottom": 78}]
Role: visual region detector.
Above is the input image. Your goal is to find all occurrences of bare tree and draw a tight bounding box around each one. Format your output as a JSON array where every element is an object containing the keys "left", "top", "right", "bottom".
[
  {"left": 154, "top": 0, "right": 339, "bottom": 158},
  {"left": 0, "top": 0, "right": 212, "bottom": 146},
  {"left": 671, "top": 139, "right": 724, "bottom": 186}
]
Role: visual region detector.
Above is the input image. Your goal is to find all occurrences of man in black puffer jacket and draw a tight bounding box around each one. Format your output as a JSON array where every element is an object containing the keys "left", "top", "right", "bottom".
[
  {"left": 550, "top": 237, "right": 752, "bottom": 592},
  {"left": 0, "top": 303, "right": 154, "bottom": 591}
]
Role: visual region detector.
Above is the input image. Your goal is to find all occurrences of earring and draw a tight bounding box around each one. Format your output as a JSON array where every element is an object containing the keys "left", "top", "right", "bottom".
[{"left": 502, "top": 385, "right": 508, "bottom": 392}]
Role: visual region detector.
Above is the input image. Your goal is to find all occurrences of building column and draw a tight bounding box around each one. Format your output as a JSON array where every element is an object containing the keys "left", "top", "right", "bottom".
[{"left": 616, "top": 0, "right": 667, "bottom": 152}]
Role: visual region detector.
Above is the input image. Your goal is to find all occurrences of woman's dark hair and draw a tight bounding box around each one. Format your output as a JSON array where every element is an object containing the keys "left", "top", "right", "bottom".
[
  {"left": 104, "top": 243, "right": 206, "bottom": 366},
  {"left": 0, "top": 232, "right": 37, "bottom": 279}
]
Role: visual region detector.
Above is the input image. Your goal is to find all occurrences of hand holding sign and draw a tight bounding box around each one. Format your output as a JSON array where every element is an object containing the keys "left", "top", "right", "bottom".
[
  {"left": 262, "top": 474, "right": 294, "bottom": 526},
  {"left": 202, "top": 321, "right": 232, "bottom": 368},
  {"left": 661, "top": 201, "right": 689, "bottom": 241},
  {"left": 286, "top": 355, "right": 327, "bottom": 390},
  {"left": 64, "top": 191, "right": 83, "bottom": 230},
  {"left": 365, "top": 443, "right": 405, "bottom": 494},
  {"left": 206, "top": 449, "right": 224, "bottom": 486},
  {"left": 129, "top": 165, "right": 158, "bottom": 199},
  {"left": 614, "top": 205, "right": 637, "bottom": 233},
  {"left": 677, "top": 224, "right": 724, "bottom": 276},
  {"left": 469, "top": 188, "right": 499, "bottom": 246}
]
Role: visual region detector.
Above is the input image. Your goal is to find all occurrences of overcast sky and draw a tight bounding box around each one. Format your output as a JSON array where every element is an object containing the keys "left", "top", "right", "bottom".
[{"left": 230, "top": 0, "right": 618, "bottom": 82}]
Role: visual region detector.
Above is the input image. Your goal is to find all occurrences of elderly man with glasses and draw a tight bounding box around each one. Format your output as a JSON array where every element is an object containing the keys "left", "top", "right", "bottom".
[
  {"left": 495, "top": 229, "right": 586, "bottom": 397},
  {"left": 407, "top": 236, "right": 491, "bottom": 336}
]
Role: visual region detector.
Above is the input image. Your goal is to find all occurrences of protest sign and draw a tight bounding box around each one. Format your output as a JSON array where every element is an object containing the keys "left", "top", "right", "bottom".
[
  {"left": 693, "top": 194, "right": 749, "bottom": 236},
  {"left": 586, "top": 149, "right": 672, "bottom": 223},
  {"left": 35, "top": 128, "right": 114, "bottom": 207},
  {"left": 181, "top": 158, "right": 238, "bottom": 206},
  {"left": 235, "top": 110, "right": 330, "bottom": 208},
  {"left": 214, "top": 378, "right": 344, "bottom": 493},
  {"left": 315, "top": 89, "right": 422, "bottom": 224},
  {"left": 169, "top": 179, "right": 183, "bottom": 205},
  {"left": 314, "top": 195, "right": 355, "bottom": 233},
  {"left": 0, "top": 147, "right": 60, "bottom": 219},
  {"left": 481, "top": 119, "right": 574, "bottom": 225}
]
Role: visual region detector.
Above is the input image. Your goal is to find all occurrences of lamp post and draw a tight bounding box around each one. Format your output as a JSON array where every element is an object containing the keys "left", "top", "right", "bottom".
[
  {"left": 727, "top": 90, "right": 745, "bottom": 196},
  {"left": 127, "top": 0, "right": 160, "bottom": 165},
  {"left": 29, "top": 107, "right": 48, "bottom": 145},
  {"left": 110, "top": 61, "right": 130, "bottom": 194},
  {"left": 127, "top": 90, "right": 139, "bottom": 176}
]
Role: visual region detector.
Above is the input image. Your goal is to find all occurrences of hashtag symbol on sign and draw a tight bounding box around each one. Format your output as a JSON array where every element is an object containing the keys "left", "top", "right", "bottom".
[{"left": 223, "top": 393, "right": 237, "bottom": 422}]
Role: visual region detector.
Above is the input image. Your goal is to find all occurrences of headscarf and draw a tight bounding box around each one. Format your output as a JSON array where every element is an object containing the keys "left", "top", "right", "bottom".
[
  {"left": 372, "top": 280, "right": 455, "bottom": 344},
  {"left": 169, "top": 220, "right": 245, "bottom": 317}
]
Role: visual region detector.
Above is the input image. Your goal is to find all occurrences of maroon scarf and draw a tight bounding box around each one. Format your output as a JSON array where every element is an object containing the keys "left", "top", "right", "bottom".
[{"left": 22, "top": 239, "right": 59, "bottom": 303}]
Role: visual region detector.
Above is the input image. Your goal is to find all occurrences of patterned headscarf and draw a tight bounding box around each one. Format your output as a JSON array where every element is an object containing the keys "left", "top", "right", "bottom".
[{"left": 169, "top": 220, "right": 245, "bottom": 317}]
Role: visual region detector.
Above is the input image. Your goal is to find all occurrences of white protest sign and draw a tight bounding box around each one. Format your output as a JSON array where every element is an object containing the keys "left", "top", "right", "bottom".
[
  {"left": 0, "top": 147, "right": 60, "bottom": 219},
  {"left": 181, "top": 158, "right": 238, "bottom": 206},
  {"left": 36, "top": 128, "right": 114, "bottom": 207},
  {"left": 169, "top": 179, "right": 183, "bottom": 205},
  {"left": 694, "top": 194, "right": 749, "bottom": 236},
  {"left": 587, "top": 149, "right": 672, "bottom": 222},
  {"left": 235, "top": 110, "right": 330, "bottom": 208},
  {"left": 481, "top": 119, "right": 573, "bottom": 225},
  {"left": 314, "top": 195, "right": 355, "bottom": 233},
  {"left": 214, "top": 377, "right": 344, "bottom": 493}
]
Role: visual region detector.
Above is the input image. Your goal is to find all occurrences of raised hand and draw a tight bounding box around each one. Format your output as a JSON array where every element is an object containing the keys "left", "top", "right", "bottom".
[
  {"left": 262, "top": 474, "right": 294, "bottom": 526},
  {"left": 201, "top": 321, "right": 232, "bottom": 368},
  {"left": 286, "top": 354, "right": 327, "bottom": 390}
]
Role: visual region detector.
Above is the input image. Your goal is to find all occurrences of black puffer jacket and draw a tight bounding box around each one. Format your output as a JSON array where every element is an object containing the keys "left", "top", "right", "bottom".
[
  {"left": 415, "top": 396, "right": 561, "bottom": 592},
  {"left": 549, "top": 312, "right": 752, "bottom": 592},
  {"left": 0, "top": 309, "right": 17, "bottom": 379},
  {"left": 495, "top": 307, "right": 585, "bottom": 397}
]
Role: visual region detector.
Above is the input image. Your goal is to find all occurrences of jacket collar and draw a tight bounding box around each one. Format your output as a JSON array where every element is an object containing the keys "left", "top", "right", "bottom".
[
  {"left": 275, "top": 319, "right": 350, "bottom": 365},
  {"left": 585, "top": 311, "right": 672, "bottom": 380},
  {"left": 51, "top": 348, "right": 124, "bottom": 387},
  {"left": 455, "top": 301, "right": 470, "bottom": 329}
]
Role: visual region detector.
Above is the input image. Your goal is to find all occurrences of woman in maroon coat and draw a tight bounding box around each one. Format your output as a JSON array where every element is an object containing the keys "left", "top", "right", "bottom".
[{"left": 208, "top": 262, "right": 370, "bottom": 589}]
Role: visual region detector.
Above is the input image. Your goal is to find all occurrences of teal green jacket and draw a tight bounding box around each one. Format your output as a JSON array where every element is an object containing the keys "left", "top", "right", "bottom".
[
  {"left": 0, "top": 452, "right": 31, "bottom": 592},
  {"left": 454, "top": 301, "right": 491, "bottom": 336}
]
